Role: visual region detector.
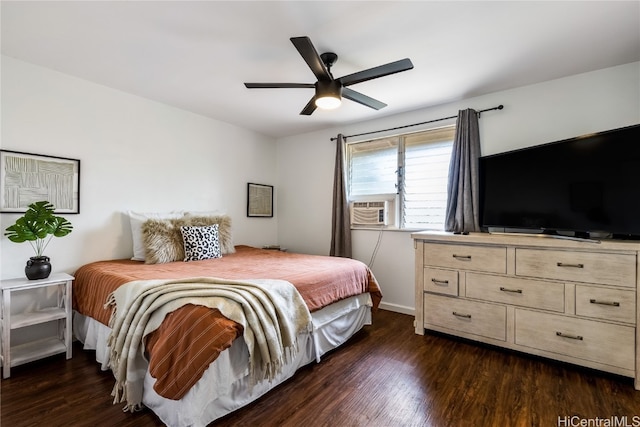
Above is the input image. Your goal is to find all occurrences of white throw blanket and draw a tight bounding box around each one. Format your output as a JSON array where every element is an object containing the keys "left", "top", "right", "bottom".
[{"left": 104, "top": 276, "right": 312, "bottom": 412}]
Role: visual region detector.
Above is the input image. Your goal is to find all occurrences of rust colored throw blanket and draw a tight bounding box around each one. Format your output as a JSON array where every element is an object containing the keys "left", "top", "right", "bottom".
[{"left": 73, "top": 246, "right": 382, "bottom": 400}]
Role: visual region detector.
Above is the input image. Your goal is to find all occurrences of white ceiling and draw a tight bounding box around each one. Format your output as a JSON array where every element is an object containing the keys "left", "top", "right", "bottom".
[{"left": 2, "top": 1, "right": 639, "bottom": 138}]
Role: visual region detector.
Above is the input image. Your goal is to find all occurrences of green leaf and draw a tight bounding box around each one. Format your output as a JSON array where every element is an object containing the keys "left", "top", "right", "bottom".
[
  {"left": 5, "top": 223, "right": 31, "bottom": 242},
  {"left": 3, "top": 200, "right": 73, "bottom": 256},
  {"left": 4, "top": 217, "right": 40, "bottom": 241},
  {"left": 50, "top": 216, "right": 73, "bottom": 237}
]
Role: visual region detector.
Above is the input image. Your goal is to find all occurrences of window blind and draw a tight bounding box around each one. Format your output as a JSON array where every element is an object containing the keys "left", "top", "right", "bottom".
[
  {"left": 348, "top": 137, "right": 399, "bottom": 196},
  {"left": 402, "top": 127, "right": 455, "bottom": 229}
]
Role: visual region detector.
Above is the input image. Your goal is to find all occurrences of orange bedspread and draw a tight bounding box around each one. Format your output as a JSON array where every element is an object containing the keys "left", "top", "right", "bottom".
[{"left": 73, "top": 246, "right": 382, "bottom": 400}]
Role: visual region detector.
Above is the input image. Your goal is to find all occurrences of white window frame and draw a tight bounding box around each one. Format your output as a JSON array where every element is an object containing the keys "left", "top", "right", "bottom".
[{"left": 346, "top": 125, "right": 455, "bottom": 230}]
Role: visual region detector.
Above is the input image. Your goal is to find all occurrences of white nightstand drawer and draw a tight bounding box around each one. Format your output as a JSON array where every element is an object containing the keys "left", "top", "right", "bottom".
[
  {"left": 466, "top": 273, "right": 564, "bottom": 312},
  {"left": 424, "top": 294, "right": 506, "bottom": 341},
  {"left": 515, "top": 309, "right": 634, "bottom": 370},
  {"left": 575, "top": 285, "right": 635, "bottom": 324},
  {"left": 424, "top": 268, "right": 458, "bottom": 296}
]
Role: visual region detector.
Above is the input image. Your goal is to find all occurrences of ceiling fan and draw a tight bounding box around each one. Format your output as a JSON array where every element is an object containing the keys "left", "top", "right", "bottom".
[{"left": 244, "top": 36, "right": 414, "bottom": 116}]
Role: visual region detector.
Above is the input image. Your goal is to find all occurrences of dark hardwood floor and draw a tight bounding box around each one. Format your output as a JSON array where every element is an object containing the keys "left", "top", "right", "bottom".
[{"left": 2, "top": 309, "right": 639, "bottom": 426}]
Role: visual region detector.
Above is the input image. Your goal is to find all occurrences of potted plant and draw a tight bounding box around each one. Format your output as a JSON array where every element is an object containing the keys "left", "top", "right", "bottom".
[{"left": 4, "top": 200, "right": 73, "bottom": 280}]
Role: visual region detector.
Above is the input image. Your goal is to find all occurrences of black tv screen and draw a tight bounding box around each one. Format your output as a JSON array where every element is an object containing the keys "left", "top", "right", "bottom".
[{"left": 479, "top": 124, "right": 640, "bottom": 239}]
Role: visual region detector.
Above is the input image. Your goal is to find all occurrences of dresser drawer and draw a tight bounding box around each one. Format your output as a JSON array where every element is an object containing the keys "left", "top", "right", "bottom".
[
  {"left": 424, "top": 294, "right": 506, "bottom": 341},
  {"left": 575, "top": 285, "right": 636, "bottom": 324},
  {"left": 515, "top": 249, "right": 636, "bottom": 287},
  {"left": 466, "top": 273, "right": 564, "bottom": 312},
  {"left": 424, "top": 243, "right": 506, "bottom": 274},
  {"left": 424, "top": 268, "right": 458, "bottom": 296},
  {"left": 515, "top": 309, "right": 634, "bottom": 370}
]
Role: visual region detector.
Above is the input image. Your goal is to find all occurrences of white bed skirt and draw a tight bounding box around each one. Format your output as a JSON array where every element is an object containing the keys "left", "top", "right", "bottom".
[{"left": 73, "top": 293, "right": 372, "bottom": 427}]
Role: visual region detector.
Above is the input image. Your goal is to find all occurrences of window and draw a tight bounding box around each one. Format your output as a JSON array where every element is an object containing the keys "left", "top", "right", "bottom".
[{"left": 347, "top": 125, "right": 455, "bottom": 230}]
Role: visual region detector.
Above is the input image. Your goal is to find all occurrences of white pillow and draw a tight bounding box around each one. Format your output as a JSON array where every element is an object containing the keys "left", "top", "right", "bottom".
[
  {"left": 185, "top": 210, "right": 225, "bottom": 217},
  {"left": 128, "top": 210, "right": 185, "bottom": 261}
]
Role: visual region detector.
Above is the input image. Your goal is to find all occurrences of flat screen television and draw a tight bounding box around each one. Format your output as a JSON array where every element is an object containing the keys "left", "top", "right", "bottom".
[{"left": 479, "top": 123, "right": 640, "bottom": 240}]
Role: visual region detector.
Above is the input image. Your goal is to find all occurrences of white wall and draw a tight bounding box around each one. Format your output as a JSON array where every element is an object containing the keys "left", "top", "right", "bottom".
[
  {"left": 3, "top": 56, "right": 638, "bottom": 316},
  {"left": 276, "top": 61, "right": 640, "bottom": 314},
  {"left": 0, "top": 56, "right": 279, "bottom": 280}
]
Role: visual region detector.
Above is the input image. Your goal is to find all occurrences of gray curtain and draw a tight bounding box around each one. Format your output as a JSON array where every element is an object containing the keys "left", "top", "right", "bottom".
[
  {"left": 330, "top": 134, "right": 352, "bottom": 257},
  {"left": 445, "top": 109, "right": 481, "bottom": 232}
]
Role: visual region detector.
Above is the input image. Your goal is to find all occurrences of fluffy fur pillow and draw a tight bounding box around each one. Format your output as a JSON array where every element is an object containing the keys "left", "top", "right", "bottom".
[
  {"left": 141, "top": 214, "right": 235, "bottom": 264},
  {"left": 128, "top": 210, "right": 185, "bottom": 261},
  {"left": 142, "top": 218, "right": 185, "bottom": 264}
]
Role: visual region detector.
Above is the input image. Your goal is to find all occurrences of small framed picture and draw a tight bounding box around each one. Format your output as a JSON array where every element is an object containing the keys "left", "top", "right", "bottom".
[
  {"left": 247, "top": 183, "right": 273, "bottom": 217},
  {"left": 0, "top": 150, "right": 80, "bottom": 213}
]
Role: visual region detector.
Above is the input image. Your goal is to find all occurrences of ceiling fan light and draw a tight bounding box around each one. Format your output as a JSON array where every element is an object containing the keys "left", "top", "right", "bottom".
[
  {"left": 315, "top": 80, "right": 343, "bottom": 110},
  {"left": 315, "top": 95, "right": 342, "bottom": 109}
]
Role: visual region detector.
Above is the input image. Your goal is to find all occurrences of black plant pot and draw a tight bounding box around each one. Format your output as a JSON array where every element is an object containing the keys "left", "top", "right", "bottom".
[{"left": 25, "top": 256, "right": 52, "bottom": 280}]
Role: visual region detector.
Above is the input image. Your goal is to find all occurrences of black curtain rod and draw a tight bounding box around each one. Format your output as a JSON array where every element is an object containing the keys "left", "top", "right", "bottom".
[{"left": 330, "top": 104, "right": 504, "bottom": 141}]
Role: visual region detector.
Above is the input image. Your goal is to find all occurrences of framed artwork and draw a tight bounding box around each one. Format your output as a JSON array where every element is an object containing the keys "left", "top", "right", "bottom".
[
  {"left": 247, "top": 183, "right": 273, "bottom": 217},
  {"left": 0, "top": 150, "right": 80, "bottom": 213}
]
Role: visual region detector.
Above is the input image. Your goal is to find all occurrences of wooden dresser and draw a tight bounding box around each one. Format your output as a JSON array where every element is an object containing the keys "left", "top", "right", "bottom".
[{"left": 412, "top": 231, "right": 640, "bottom": 389}]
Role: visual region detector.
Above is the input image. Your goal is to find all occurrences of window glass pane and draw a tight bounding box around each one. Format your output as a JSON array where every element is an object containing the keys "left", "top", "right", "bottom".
[
  {"left": 346, "top": 127, "right": 454, "bottom": 230},
  {"left": 403, "top": 127, "right": 455, "bottom": 229},
  {"left": 348, "top": 138, "right": 398, "bottom": 196}
]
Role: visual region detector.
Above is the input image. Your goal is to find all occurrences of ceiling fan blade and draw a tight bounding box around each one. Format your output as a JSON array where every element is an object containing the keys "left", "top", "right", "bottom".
[
  {"left": 290, "top": 36, "right": 332, "bottom": 81},
  {"left": 342, "top": 88, "right": 387, "bottom": 110},
  {"left": 338, "top": 58, "right": 414, "bottom": 87},
  {"left": 300, "top": 96, "right": 318, "bottom": 115},
  {"left": 244, "top": 83, "right": 315, "bottom": 89}
]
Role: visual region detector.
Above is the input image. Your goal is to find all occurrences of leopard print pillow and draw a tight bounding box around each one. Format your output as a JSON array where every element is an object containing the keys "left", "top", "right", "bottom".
[{"left": 180, "top": 224, "right": 222, "bottom": 262}]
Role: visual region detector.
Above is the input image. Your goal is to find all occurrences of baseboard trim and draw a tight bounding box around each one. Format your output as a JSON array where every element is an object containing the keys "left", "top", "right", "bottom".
[{"left": 378, "top": 302, "right": 414, "bottom": 316}]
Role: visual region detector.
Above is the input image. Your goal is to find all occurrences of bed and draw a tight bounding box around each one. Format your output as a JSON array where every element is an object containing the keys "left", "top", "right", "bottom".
[{"left": 72, "top": 241, "right": 382, "bottom": 427}]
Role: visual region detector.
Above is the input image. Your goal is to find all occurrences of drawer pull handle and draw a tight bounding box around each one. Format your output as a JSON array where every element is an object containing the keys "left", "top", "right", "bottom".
[
  {"left": 589, "top": 299, "right": 620, "bottom": 307},
  {"left": 556, "top": 262, "right": 584, "bottom": 269},
  {"left": 452, "top": 311, "right": 472, "bottom": 319},
  {"left": 499, "top": 287, "right": 522, "bottom": 294},
  {"left": 556, "top": 331, "right": 583, "bottom": 341},
  {"left": 453, "top": 254, "right": 472, "bottom": 261},
  {"left": 431, "top": 279, "right": 449, "bottom": 286}
]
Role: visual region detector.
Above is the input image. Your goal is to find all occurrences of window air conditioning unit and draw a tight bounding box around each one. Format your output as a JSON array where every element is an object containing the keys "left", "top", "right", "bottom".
[{"left": 350, "top": 201, "right": 388, "bottom": 226}]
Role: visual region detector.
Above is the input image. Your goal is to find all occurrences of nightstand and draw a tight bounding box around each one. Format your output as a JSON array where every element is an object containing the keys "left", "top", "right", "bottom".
[{"left": 1, "top": 273, "right": 74, "bottom": 379}]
